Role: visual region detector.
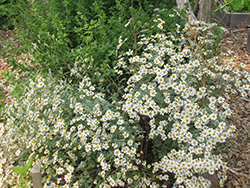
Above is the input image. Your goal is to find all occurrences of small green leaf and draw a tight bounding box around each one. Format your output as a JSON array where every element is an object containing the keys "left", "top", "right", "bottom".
[
  {"left": 10, "top": 166, "right": 27, "bottom": 176},
  {"left": 24, "top": 154, "right": 33, "bottom": 171}
]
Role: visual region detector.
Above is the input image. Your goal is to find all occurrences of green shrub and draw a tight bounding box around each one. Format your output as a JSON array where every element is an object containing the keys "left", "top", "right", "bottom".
[
  {"left": 217, "top": 0, "right": 250, "bottom": 12},
  {"left": 1, "top": 8, "right": 250, "bottom": 187},
  {"left": 0, "top": 0, "right": 21, "bottom": 29},
  {"left": 229, "top": 0, "right": 250, "bottom": 12},
  {"left": 2, "top": 0, "right": 176, "bottom": 79}
]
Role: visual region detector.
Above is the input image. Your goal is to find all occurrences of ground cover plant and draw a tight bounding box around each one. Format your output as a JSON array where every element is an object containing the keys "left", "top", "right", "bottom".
[{"left": 1, "top": 4, "right": 250, "bottom": 188}]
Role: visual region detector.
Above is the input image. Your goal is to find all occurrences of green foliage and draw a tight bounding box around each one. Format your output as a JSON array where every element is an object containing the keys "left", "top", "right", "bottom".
[
  {"left": 218, "top": 0, "right": 250, "bottom": 12},
  {"left": 0, "top": 68, "right": 34, "bottom": 101},
  {"left": 10, "top": 155, "right": 33, "bottom": 176},
  {"left": 2, "top": 0, "right": 176, "bottom": 80},
  {"left": 0, "top": 0, "right": 20, "bottom": 29},
  {"left": 229, "top": 0, "right": 250, "bottom": 12},
  {"left": 10, "top": 155, "right": 33, "bottom": 188}
]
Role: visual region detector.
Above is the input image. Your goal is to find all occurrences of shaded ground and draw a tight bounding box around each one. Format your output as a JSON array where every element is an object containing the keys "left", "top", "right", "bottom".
[{"left": 0, "top": 25, "right": 250, "bottom": 187}]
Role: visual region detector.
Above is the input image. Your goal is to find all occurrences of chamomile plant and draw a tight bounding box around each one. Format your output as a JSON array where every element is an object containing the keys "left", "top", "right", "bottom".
[{"left": 1, "top": 9, "right": 250, "bottom": 188}]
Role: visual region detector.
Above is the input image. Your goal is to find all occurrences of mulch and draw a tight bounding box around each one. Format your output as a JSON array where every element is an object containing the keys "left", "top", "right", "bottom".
[{"left": 218, "top": 26, "right": 250, "bottom": 188}]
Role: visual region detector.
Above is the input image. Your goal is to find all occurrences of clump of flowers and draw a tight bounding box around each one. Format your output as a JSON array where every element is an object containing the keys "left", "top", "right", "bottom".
[{"left": 1, "top": 9, "right": 250, "bottom": 188}]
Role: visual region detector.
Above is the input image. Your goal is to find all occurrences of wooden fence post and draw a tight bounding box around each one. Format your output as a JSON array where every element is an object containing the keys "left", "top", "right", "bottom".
[{"left": 32, "top": 165, "right": 42, "bottom": 188}]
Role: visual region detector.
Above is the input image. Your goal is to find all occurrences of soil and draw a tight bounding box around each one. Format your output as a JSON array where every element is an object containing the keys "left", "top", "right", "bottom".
[{"left": 0, "top": 23, "right": 250, "bottom": 187}]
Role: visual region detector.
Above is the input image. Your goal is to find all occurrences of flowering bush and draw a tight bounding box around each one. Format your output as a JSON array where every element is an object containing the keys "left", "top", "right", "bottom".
[{"left": 1, "top": 9, "right": 250, "bottom": 188}]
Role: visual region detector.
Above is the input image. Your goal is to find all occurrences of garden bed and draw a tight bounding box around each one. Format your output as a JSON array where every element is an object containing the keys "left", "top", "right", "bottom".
[
  {"left": 214, "top": 1, "right": 250, "bottom": 27},
  {"left": 1, "top": 10, "right": 250, "bottom": 188}
]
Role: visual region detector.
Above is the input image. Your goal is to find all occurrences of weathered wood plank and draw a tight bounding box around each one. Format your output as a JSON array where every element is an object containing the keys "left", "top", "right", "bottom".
[{"left": 32, "top": 165, "right": 42, "bottom": 188}]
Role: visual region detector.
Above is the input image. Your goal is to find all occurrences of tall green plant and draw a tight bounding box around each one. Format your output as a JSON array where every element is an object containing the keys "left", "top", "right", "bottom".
[{"left": 2, "top": 0, "right": 176, "bottom": 79}]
